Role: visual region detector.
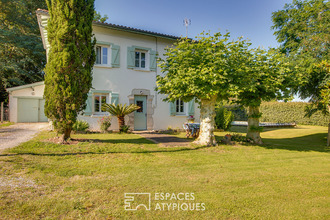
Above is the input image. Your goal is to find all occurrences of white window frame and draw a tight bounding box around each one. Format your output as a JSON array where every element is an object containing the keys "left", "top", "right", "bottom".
[
  {"left": 134, "top": 49, "right": 149, "bottom": 70},
  {"left": 93, "top": 93, "right": 109, "bottom": 115},
  {"left": 175, "top": 99, "right": 186, "bottom": 115},
  {"left": 95, "top": 45, "right": 111, "bottom": 67}
]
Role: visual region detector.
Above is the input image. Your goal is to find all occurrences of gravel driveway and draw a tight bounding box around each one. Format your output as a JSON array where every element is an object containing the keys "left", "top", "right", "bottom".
[{"left": 0, "top": 123, "right": 49, "bottom": 152}]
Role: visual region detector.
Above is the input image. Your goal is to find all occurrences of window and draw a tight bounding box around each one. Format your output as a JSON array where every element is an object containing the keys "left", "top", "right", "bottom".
[
  {"left": 94, "top": 94, "right": 108, "bottom": 113},
  {"left": 95, "top": 46, "right": 109, "bottom": 65},
  {"left": 176, "top": 99, "right": 185, "bottom": 114},
  {"left": 135, "top": 50, "right": 147, "bottom": 69}
]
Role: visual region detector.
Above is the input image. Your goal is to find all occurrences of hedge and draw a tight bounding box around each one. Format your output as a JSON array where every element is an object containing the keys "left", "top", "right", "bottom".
[{"left": 225, "top": 102, "right": 329, "bottom": 127}]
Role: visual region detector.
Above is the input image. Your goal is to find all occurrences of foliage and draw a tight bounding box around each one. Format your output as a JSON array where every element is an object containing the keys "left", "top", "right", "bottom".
[
  {"left": 0, "top": 0, "right": 48, "bottom": 103},
  {"left": 272, "top": 0, "right": 330, "bottom": 115},
  {"left": 93, "top": 10, "right": 108, "bottom": 23},
  {"left": 98, "top": 116, "right": 112, "bottom": 132},
  {"left": 72, "top": 120, "right": 89, "bottom": 132},
  {"left": 44, "top": 0, "right": 96, "bottom": 141},
  {"left": 157, "top": 32, "right": 250, "bottom": 145},
  {"left": 230, "top": 133, "right": 253, "bottom": 143},
  {"left": 102, "top": 103, "right": 140, "bottom": 129},
  {"left": 260, "top": 101, "right": 329, "bottom": 126},
  {"left": 215, "top": 106, "right": 234, "bottom": 131},
  {"left": 120, "top": 125, "right": 130, "bottom": 133}
]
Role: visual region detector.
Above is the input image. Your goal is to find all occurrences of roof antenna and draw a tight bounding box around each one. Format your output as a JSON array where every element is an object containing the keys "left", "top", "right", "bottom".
[{"left": 183, "top": 18, "right": 191, "bottom": 37}]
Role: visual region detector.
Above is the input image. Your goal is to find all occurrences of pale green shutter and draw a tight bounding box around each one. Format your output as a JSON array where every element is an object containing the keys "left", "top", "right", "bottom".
[
  {"left": 111, "top": 44, "right": 120, "bottom": 67},
  {"left": 188, "top": 99, "right": 195, "bottom": 115},
  {"left": 150, "top": 50, "right": 157, "bottom": 71},
  {"left": 127, "top": 47, "right": 135, "bottom": 69},
  {"left": 170, "top": 102, "right": 176, "bottom": 116},
  {"left": 111, "top": 93, "right": 119, "bottom": 105},
  {"left": 84, "top": 92, "right": 93, "bottom": 115}
]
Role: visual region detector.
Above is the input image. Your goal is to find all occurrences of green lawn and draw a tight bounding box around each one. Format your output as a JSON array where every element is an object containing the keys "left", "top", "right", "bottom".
[
  {"left": 0, "top": 121, "right": 14, "bottom": 128},
  {"left": 0, "top": 126, "right": 329, "bottom": 219}
]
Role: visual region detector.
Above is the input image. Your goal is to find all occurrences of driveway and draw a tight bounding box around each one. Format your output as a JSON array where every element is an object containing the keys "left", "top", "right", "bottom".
[{"left": 0, "top": 123, "right": 49, "bottom": 152}]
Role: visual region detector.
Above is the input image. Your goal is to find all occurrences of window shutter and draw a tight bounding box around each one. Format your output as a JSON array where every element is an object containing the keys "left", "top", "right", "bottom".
[
  {"left": 188, "top": 99, "right": 195, "bottom": 115},
  {"left": 127, "top": 46, "right": 135, "bottom": 69},
  {"left": 84, "top": 92, "right": 93, "bottom": 116},
  {"left": 111, "top": 44, "right": 120, "bottom": 67},
  {"left": 170, "top": 102, "right": 176, "bottom": 116},
  {"left": 149, "top": 50, "right": 157, "bottom": 71},
  {"left": 111, "top": 93, "right": 119, "bottom": 105}
]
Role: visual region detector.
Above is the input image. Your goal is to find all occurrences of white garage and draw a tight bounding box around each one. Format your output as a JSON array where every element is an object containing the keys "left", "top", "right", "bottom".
[{"left": 7, "top": 82, "right": 48, "bottom": 123}]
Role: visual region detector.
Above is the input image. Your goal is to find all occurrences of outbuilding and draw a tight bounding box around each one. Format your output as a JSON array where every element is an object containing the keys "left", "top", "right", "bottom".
[{"left": 6, "top": 81, "right": 48, "bottom": 123}]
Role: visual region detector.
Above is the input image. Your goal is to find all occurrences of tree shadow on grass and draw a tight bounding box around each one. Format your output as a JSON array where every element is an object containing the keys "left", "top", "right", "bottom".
[
  {"left": 74, "top": 137, "right": 156, "bottom": 145},
  {"left": 261, "top": 133, "right": 329, "bottom": 153},
  {"left": 0, "top": 145, "right": 209, "bottom": 157}
]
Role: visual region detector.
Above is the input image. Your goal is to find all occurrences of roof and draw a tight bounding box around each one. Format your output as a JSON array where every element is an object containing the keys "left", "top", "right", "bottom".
[
  {"left": 6, "top": 81, "right": 45, "bottom": 92},
  {"left": 36, "top": 9, "right": 180, "bottom": 40}
]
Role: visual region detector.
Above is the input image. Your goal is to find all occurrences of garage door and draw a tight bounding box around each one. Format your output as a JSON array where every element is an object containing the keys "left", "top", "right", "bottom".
[{"left": 17, "top": 98, "right": 48, "bottom": 122}]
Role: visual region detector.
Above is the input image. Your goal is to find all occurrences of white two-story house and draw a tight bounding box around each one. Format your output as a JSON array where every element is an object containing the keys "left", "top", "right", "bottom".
[{"left": 7, "top": 9, "right": 200, "bottom": 130}]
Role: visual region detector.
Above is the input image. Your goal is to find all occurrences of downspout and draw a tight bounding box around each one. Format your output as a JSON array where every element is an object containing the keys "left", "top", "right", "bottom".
[{"left": 154, "top": 36, "right": 158, "bottom": 108}]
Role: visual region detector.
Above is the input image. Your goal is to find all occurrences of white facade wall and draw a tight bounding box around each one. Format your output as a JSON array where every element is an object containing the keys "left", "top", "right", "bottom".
[{"left": 79, "top": 26, "right": 200, "bottom": 130}]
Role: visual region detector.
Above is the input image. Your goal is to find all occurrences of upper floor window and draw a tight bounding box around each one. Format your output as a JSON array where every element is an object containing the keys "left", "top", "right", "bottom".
[
  {"left": 135, "top": 50, "right": 147, "bottom": 69},
  {"left": 96, "top": 46, "right": 109, "bottom": 65}
]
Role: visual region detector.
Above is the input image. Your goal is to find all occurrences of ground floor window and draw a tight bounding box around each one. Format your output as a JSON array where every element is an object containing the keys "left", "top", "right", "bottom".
[
  {"left": 94, "top": 94, "right": 108, "bottom": 113},
  {"left": 176, "top": 99, "right": 185, "bottom": 114}
]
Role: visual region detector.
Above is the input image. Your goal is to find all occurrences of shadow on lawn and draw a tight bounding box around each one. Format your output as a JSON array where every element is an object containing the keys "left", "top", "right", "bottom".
[
  {"left": 75, "top": 137, "right": 155, "bottom": 145},
  {"left": 0, "top": 145, "right": 208, "bottom": 157},
  {"left": 262, "top": 133, "right": 329, "bottom": 153}
]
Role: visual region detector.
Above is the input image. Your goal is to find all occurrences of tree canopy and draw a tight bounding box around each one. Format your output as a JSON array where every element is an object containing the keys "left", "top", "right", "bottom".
[
  {"left": 157, "top": 32, "right": 250, "bottom": 145},
  {"left": 0, "top": 0, "right": 47, "bottom": 103},
  {"left": 44, "top": 0, "right": 96, "bottom": 142},
  {"left": 272, "top": 0, "right": 330, "bottom": 111}
]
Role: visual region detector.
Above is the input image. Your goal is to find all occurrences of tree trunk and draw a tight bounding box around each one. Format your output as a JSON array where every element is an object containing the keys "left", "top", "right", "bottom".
[
  {"left": 247, "top": 106, "right": 263, "bottom": 145},
  {"left": 60, "top": 127, "right": 71, "bottom": 143},
  {"left": 327, "top": 123, "right": 330, "bottom": 147},
  {"left": 118, "top": 116, "right": 125, "bottom": 129},
  {"left": 194, "top": 96, "right": 217, "bottom": 146}
]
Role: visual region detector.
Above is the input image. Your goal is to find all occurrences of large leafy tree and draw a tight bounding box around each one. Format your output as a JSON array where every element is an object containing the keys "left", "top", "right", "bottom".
[
  {"left": 272, "top": 0, "right": 330, "bottom": 145},
  {"left": 235, "top": 48, "right": 292, "bottom": 144},
  {"left": 157, "top": 32, "right": 248, "bottom": 146},
  {"left": 0, "top": 0, "right": 47, "bottom": 103},
  {"left": 44, "top": 0, "right": 96, "bottom": 142}
]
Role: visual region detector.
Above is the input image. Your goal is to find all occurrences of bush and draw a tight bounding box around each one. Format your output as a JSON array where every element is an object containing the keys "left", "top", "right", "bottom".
[
  {"left": 99, "top": 116, "right": 112, "bottom": 132},
  {"left": 120, "top": 125, "right": 130, "bottom": 133},
  {"left": 72, "top": 120, "right": 89, "bottom": 132},
  {"left": 223, "top": 102, "right": 329, "bottom": 127},
  {"left": 215, "top": 106, "right": 234, "bottom": 131},
  {"left": 260, "top": 102, "right": 329, "bottom": 126}
]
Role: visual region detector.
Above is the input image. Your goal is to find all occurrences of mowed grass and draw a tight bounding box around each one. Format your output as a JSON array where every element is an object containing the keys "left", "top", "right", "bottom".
[{"left": 0, "top": 126, "right": 329, "bottom": 219}]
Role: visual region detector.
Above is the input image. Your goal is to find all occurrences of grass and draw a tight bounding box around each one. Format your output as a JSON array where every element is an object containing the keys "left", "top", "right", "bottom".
[
  {"left": 0, "top": 121, "right": 14, "bottom": 128},
  {"left": 0, "top": 125, "right": 329, "bottom": 219}
]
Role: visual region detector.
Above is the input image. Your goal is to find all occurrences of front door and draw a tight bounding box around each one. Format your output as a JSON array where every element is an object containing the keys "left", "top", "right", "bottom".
[{"left": 134, "top": 95, "right": 147, "bottom": 130}]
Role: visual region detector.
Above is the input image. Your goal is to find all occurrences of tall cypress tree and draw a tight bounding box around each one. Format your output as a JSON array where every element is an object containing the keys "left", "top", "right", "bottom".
[{"left": 44, "top": 0, "right": 96, "bottom": 142}]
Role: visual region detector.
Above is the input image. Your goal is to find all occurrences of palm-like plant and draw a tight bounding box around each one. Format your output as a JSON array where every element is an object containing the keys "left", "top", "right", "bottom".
[{"left": 102, "top": 103, "right": 140, "bottom": 129}]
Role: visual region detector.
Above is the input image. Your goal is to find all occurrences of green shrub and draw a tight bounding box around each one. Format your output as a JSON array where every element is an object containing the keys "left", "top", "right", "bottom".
[
  {"left": 120, "top": 125, "right": 130, "bottom": 133},
  {"left": 224, "top": 102, "right": 329, "bottom": 127},
  {"left": 215, "top": 106, "right": 234, "bottom": 131},
  {"left": 72, "top": 120, "right": 89, "bottom": 132},
  {"left": 260, "top": 102, "right": 329, "bottom": 126}
]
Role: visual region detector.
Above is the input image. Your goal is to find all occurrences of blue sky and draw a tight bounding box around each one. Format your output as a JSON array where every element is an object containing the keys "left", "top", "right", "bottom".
[{"left": 95, "top": 0, "right": 292, "bottom": 48}]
